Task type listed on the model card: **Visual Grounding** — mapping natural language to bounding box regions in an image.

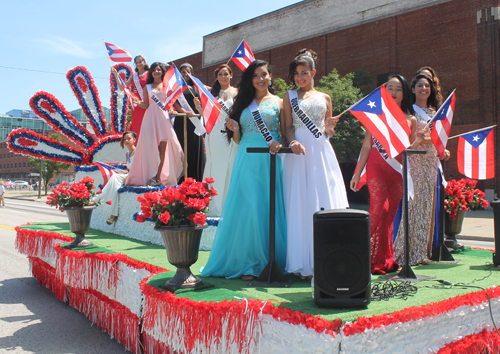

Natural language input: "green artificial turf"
[22,222,500,323]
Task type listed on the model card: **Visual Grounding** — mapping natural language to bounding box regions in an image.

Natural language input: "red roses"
[136,177,217,227]
[47,177,99,209]
[444,178,489,220]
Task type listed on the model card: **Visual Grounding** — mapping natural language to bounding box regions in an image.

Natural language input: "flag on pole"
[457,126,495,180]
[430,91,455,159]
[231,40,256,71]
[118,75,140,102]
[350,86,411,159]
[96,162,125,188]
[161,64,188,111]
[188,74,221,134]
[104,42,132,62]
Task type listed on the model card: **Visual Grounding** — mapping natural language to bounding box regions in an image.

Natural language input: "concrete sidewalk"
[4,191,495,241]
[4,190,49,203]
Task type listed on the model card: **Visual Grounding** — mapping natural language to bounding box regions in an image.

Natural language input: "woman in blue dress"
[201,60,287,281]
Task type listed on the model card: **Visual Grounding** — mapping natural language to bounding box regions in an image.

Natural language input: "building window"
[23,162,26,167]
[15,163,17,168]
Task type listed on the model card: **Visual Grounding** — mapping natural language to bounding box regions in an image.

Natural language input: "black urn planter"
[155,224,206,292]
[62,205,96,248]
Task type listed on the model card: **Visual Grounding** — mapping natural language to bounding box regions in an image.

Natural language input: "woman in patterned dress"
[201,60,287,280]
[393,73,442,266]
[351,75,417,274]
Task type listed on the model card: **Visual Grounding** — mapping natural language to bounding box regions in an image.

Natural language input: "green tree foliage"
[273,78,294,99]
[316,69,365,163]
[27,134,73,195]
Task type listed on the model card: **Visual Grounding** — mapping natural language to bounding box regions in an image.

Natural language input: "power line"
[0,65,108,80]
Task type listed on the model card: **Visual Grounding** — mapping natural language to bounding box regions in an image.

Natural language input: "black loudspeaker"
[313,209,371,308]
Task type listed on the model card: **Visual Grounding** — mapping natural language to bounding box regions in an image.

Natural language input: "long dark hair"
[411,74,440,110]
[146,62,168,84]
[414,66,443,105]
[210,64,233,97]
[387,74,414,116]
[224,60,274,143]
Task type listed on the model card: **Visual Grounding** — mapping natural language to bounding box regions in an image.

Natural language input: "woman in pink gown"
[113,54,149,140]
[125,62,184,186]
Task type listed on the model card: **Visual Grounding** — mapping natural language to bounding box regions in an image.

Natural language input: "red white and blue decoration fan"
[8,65,133,165]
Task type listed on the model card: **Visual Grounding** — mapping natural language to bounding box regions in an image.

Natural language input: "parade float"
[8,66,500,354]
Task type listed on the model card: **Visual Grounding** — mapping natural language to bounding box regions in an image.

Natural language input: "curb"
[457,235,495,242]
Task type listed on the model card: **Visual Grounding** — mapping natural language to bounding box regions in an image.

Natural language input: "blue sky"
[1,0,301,114]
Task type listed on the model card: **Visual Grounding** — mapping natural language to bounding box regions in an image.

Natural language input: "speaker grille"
[318,249,363,294]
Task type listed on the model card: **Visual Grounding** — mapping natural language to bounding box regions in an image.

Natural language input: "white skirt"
[283,127,348,276]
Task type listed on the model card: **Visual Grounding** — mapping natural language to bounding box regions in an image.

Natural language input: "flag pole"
[447,125,497,140]
[226,39,244,65]
[423,89,456,131]
[336,90,373,117]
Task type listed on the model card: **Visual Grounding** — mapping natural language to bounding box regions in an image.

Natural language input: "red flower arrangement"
[46,176,99,210]
[136,177,217,227]
[444,178,489,220]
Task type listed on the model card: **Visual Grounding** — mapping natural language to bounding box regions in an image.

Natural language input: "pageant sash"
[288,90,324,139]
[148,85,166,111]
[176,91,205,136]
[373,136,414,198]
[217,98,231,118]
[249,100,275,146]
[133,72,144,100]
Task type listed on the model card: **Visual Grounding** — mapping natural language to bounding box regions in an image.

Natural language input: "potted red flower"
[47,176,99,248]
[136,177,217,291]
[444,178,489,248]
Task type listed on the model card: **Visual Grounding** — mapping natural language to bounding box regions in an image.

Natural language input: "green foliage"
[316,69,365,163]
[351,70,373,95]
[27,133,73,195]
[273,78,294,99]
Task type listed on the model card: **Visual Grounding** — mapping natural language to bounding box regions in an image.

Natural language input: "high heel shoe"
[149,176,161,186]
[106,215,118,226]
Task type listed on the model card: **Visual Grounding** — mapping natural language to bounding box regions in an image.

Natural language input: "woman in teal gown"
[201,60,287,280]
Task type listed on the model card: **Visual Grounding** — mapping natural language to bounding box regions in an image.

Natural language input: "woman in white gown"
[95,131,136,225]
[200,64,238,216]
[282,54,349,277]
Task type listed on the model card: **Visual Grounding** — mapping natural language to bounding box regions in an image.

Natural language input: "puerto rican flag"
[231,40,256,71]
[188,74,221,134]
[430,91,455,159]
[96,162,125,188]
[161,64,188,111]
[104,42,132,62]
[457,126,495,180]
[350,86,411,159]
[118,75,140,103]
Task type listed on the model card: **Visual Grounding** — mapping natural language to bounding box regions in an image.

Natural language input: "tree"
[316,69,365,163]
[27,134,73,195]
[273,78,294,99]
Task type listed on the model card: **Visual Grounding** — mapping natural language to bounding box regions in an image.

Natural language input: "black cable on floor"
[371,280,418,301]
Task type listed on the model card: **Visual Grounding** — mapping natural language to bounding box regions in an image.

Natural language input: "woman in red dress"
[113,54,149,140]
[350,75,417,275]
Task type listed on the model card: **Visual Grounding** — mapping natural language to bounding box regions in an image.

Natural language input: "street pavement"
[0,198,128,354]
[0,192,496,353]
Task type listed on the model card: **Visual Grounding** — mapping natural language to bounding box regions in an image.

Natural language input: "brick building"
[171,0,499,194]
